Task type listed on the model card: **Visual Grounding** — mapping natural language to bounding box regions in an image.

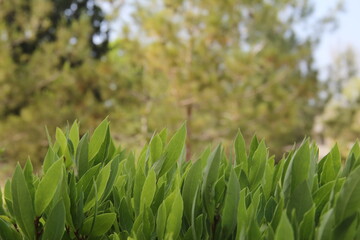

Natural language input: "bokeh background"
[0,0,359,181]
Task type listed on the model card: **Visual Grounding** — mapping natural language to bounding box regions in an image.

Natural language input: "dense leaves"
[1,120,360,239]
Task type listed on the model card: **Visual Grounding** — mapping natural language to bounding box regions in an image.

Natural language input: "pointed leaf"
[35,159,64,216]
[275,211,294,240]
[158,124,186,177]
[42,200,65,240]
[11,164,35,238]
[82,213,116,237]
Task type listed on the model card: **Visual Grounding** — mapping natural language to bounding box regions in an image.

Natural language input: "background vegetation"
[2,120,360,240]
[0,0,358,170]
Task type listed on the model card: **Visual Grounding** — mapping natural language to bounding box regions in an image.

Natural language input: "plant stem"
[34,216,43,240]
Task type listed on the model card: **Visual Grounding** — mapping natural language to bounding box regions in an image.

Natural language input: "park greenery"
[1,1,360,239]
[2,120,360,239]
[1,0,358,167]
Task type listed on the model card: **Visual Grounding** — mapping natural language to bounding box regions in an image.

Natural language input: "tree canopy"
[0,0,344,165]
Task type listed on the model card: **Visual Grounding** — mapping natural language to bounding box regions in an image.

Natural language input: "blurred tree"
[316,46,360,152]
[327,46,359,96]
[0,0,341,165]
[0,0,120,165]
[0,0,109,117]
[111,0,337,157]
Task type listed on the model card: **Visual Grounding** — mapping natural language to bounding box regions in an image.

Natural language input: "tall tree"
[316,46,360,152]
[0,0,341,165]
[113,0,335,156]
[0,0,117,164]
[0,0,109,117]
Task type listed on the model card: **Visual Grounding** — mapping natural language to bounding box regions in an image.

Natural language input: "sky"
[314,0,360,79]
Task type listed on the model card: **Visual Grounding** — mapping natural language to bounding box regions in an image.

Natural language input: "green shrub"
[1,119,360,240]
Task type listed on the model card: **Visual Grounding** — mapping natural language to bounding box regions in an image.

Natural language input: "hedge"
[1,119,360,240]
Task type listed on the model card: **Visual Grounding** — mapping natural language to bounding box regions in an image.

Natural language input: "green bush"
[1,119,360,240]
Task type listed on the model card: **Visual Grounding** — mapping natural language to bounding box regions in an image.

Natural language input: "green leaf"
[158,128,168,146]
[190,186,201,239]
[271,197,284,231]
[249,140,267,190]
[235,130,247,168]
[182,159,202,223]
[165,190,183,239]
[56,128,72,166]
[126,150,136,169]
[89,118,109,160]
[44,125,53,146]
[193,214,204,240]
[249,135,259,159]
[140,168,157,211]
[275,211,294,240]
[349,141,360,160]
[72,191,85,230]
[248,218,261,239]
[150,134,163,164]
[215,174,226,207]
[76,133,89,178]
[157,123,186,177]
[262,157,275,200]
[109,233,121,240]
[84,160,112,212]
[287,180,313,222]
[91,125,111,165]
[69,120,80,151]
[333,214,358,240]
[156,202,167,240]
[0,187,4,215]
[335,166,360,222]
[299,205,315,240]
[60,168,74,229]
[143,207,155,238]
[236,189,248,239]
[342,153,356,177]
[102,155,121,201]
[118,197,133,232]
[23,159,35,201]
[11,164,35,239]
[0,218,21,240]
[76,164,101,194]
[284,140,311,196]
[201,145,221,222]
[342,142,360,177]
[43,147,58,174]
[4,180,14,217]
[221,168,240,238]
[264,197,277,222]
[320,144,341,184]
[316,209,334,240]
[247,188,261,219]
[42,200,65,240]
[82,213,116,237]
[35,159,63,216]
[313,179,344,221]
[133,168,146,215]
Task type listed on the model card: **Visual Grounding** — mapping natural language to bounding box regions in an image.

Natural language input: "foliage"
[1,119,360,239]
[115,0,333,156]
[0,0,128,166]
[0,0,112,162]
[315,46,360,153]
[0,0,340,166]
